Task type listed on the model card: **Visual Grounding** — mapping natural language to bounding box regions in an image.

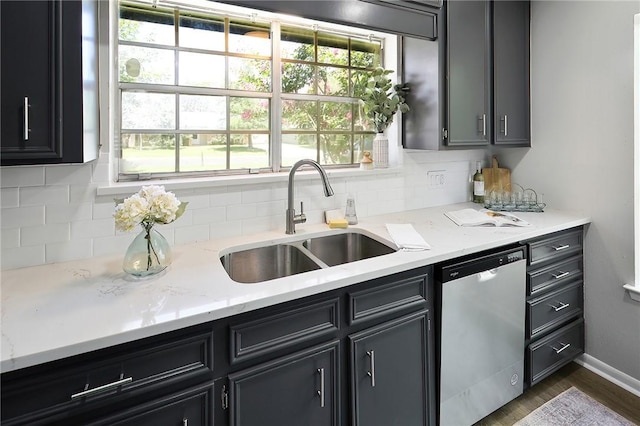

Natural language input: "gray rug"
[515,387,637,426]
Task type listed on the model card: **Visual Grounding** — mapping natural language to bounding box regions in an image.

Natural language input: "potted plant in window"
[359,67,410,168]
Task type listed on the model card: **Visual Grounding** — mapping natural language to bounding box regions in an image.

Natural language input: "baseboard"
[575,354,640,398]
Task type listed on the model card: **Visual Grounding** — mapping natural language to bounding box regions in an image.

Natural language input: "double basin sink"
[219,229,397,283]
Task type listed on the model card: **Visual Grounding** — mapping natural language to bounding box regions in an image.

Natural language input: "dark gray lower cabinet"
[228,341,340,426]
[350,311,433,426]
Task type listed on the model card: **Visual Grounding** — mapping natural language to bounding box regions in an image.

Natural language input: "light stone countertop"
[1,202,590,373]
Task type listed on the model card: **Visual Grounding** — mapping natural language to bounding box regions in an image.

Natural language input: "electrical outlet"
[427,170,446,188]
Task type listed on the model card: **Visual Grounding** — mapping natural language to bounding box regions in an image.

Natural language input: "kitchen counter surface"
[1,202,590,373]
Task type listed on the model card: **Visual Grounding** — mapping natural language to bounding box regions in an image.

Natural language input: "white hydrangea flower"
[114,194,149,232]
[149,191,180,224]
[114,185,187,232]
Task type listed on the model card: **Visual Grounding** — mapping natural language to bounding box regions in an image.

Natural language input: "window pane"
[354,103,372,131]
[229,21,271,55]
[179,52,225,88]
[281,134,317,167]
[229,58,271,92]
[282,100,316,130]
[229,134,270,169]
[180,95,226,130]
[320,102,351,130]
[281,27,314,61]
[318,33,348,66]
[179,13,224,51]
[121,92,175,129]
[230,98,269,130]
[320,134,352,165]
[119,46,174,84]
[179,134,227,171]
[351,69,373,98]
[119,6,175,46]
[351,39,382,68]
[318,66,348,96]
[354,134,374,160]
[282,63,315,94]
[121,134,176,173]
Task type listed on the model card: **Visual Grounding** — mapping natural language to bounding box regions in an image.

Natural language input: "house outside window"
[116,1,387,181]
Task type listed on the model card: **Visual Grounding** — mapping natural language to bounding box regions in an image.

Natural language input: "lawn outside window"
[116,0,387,182]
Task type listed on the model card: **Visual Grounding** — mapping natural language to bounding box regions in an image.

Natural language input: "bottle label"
[474,181,485,196]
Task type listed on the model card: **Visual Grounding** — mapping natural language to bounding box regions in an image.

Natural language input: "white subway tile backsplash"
[20,185,69,206]
[1,228,20,249]
[227,203,257,221]
[210,190,242,207]
[210,220,242,240]
[45,164,93,185]
[0,166,45,188]
[93,234,134,257]
[46,203,93,224]
[1,188,19,207]
[70,218,114,239]
[1,206,45,229]
[46,239,93,263]
[192,206,226,225]
[256,200,285,218]
[21,223,70,246]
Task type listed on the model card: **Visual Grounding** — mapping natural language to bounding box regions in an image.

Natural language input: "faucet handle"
[299,201,304,215]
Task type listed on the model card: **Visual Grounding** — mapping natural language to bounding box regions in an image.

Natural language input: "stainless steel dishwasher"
[436,245,527,426]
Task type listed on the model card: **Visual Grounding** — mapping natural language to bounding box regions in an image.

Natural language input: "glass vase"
[123,223,172,277]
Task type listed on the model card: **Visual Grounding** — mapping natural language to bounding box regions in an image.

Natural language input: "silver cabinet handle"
[551,342,571,354]
[366,350,376,387]
[478,114,487,136]
[317,368,325,408]
[551,271,570,279]
[503,115,508,136]
[71,376,132,400]
[548,301,570,312]
[23,96,31,141]
[183,420,188,426]
[552,244,570,251]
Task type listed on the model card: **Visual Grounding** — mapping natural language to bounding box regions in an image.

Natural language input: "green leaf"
[174,201,189,220]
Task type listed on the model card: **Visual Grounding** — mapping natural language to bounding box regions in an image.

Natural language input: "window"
[116,1,387,181]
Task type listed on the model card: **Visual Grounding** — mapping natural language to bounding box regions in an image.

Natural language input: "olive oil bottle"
[473,161,485,203]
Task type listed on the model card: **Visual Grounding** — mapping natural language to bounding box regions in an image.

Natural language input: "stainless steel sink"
[302,232,396,267]
[220,244,321,284]
[220,230,397,283]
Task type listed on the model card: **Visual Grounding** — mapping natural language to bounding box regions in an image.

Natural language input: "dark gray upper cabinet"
[493,1,531,146]
[349,310,434,426]
[0,0,98,166]
[225,0,439,40]
[445,0,492,146]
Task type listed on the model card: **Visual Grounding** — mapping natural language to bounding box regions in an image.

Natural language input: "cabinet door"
[228,341,340,426]
[0,0,62,161]
[349,310,434,426]
[445,0,491,146]
[494,0,530,146]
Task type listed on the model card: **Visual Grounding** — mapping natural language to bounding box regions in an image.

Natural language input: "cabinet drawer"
[89,382,214,426]
[528,228,583,267]
[230,298,339,364]
[527,318,584,386]
[1,330,213,424]
[527,254,583,296]
[348,273,428,325]
[527,280,583,338]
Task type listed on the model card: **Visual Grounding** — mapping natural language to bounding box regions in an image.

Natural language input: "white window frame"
[109,0,397,182]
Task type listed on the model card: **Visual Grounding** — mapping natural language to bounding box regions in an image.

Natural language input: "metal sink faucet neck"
[286,159,334,234]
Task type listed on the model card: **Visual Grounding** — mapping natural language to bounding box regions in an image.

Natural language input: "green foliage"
[359,67,410,133]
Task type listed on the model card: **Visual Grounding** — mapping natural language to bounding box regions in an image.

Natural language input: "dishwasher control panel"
[439,246,526,283]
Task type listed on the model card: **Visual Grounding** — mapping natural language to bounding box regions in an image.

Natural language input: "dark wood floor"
[474,362,640,425]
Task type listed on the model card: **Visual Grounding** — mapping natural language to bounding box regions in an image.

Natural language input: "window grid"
[117,1,382,181]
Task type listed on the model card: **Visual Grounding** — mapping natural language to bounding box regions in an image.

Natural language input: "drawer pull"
[551,342,571,354]
[183,420,188,426]
[548,301,570,312]
[552,244,570,251]
[317,368,325,408]
[367,350,376,388]
[71,376,132,400]
[551,271,570,279]
[23,96,31,141]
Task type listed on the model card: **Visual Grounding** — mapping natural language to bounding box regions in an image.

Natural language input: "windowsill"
[95,166,403,196]
[623,283,640,302]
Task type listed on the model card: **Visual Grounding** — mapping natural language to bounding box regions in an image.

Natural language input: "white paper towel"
[385,224,431,251]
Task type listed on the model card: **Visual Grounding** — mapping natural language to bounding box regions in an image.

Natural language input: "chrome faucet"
[286,159,334,234]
